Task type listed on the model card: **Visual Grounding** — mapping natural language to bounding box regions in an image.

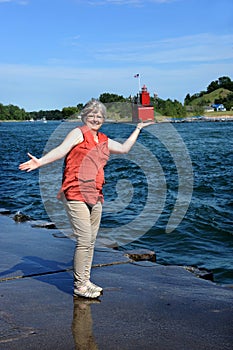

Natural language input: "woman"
[19,99,153,298]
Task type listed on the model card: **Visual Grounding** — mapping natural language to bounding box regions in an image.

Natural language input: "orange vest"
[59,125,109,205]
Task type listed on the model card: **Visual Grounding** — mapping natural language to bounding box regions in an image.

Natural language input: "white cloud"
[0,33,232,110]
[0,59,232,110]
[91,33,233,65]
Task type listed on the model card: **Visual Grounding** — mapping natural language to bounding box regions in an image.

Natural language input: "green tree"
[207,76,233,93]
[99,93,126,103]
[155,98,186,117]
[0,104,27,120]
[218,76,233,90]
[215,92,233,110]
[0,103,4,119]
[77,103,84,111]
[184,93,191,105]
[207,80,219,93]
[62,106,80,118]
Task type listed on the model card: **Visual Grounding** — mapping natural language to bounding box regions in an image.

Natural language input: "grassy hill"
[189,88,232,106]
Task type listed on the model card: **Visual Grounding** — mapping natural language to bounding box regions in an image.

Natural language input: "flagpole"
[138,74,141,93]
[134,74,141,103]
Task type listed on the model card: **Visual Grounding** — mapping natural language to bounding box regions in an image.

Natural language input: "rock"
[0,208,11,215]
[13,211,31,222]
[184,266,214,282]
[52,232,69,238]
[31,221,57,229]
[124,249,156,262]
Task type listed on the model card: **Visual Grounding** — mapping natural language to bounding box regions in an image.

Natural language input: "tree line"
[184,76,233,111]
[1,76,232,121]
[0,94,186,120]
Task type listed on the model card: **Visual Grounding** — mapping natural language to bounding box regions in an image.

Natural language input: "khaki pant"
[65,200,102,287]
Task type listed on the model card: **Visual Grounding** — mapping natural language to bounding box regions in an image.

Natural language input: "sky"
[0,0,232,111]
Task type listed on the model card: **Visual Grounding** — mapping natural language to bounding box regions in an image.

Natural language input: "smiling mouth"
[90,120,101,125]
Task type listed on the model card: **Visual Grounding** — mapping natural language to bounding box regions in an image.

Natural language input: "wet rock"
[13,211,31,223]
[52,232,69,238]
[0,208,11,215]
[185,266,214,282]
[124,249,156,263]
[31,221,57,229]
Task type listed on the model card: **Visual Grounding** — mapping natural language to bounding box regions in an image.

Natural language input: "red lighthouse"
[132,84,155,122]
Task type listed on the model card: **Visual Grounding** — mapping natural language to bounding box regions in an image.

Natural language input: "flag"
[134,73,139,78]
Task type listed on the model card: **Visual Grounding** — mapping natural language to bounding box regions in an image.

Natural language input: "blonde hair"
[80,98,107,122]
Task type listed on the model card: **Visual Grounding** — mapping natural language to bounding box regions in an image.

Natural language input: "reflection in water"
[72,297,100,350]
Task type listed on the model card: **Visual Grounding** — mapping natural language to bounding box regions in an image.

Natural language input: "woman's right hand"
[19,153,41,172]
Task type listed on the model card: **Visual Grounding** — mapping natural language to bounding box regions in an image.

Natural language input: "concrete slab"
[0,215,233,349]
[91,263,233,350]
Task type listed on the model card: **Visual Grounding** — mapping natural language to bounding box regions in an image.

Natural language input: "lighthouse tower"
[132,84,155,122]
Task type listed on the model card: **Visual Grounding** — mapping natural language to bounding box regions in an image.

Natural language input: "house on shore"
[204,106,215,113]
[211,103,226,112]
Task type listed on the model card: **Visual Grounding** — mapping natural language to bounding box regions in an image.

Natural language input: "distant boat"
[42,117,47,123]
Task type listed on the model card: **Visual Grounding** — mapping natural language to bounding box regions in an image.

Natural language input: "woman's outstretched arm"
[108,121,154,154]
[19,127,83,172]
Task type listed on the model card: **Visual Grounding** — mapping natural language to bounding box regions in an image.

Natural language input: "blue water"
[0,120,232,284]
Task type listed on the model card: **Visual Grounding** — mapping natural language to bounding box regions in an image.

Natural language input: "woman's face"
[84,111,104,131]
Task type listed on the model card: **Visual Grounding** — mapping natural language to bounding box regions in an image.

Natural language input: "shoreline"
[0,213,233,349]
[1,113,233,124]
[1,210,231,287]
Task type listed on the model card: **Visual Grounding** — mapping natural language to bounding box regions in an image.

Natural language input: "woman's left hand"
[137,120,155,130]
